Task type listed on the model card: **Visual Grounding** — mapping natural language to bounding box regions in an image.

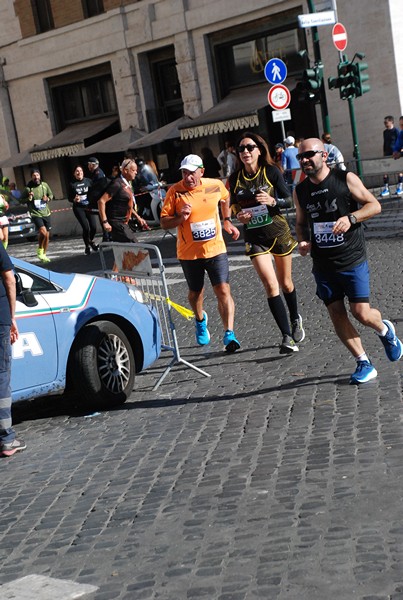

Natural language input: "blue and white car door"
[12,292,58,394]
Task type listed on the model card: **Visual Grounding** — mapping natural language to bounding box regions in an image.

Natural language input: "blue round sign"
[264,58,287,85]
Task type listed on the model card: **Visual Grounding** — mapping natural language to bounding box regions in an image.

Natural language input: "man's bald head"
[298,138,325,153]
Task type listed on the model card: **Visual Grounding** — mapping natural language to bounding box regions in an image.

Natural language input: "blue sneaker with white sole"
[350,360,377,384]
[195,311,210,346]
[223,330,240,353]
[379,319,403,362]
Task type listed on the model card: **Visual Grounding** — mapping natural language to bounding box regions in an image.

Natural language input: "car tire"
[73,320,135,407]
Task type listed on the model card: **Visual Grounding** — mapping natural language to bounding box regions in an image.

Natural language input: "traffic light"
[303,62,323,94]
[351,61,370,96]
[328,55,370,100]
[339,61,356,100]
[328,61,356,100]
[297,62,323,102]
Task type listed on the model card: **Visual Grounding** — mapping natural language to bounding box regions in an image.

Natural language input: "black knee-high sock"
[268,295,291,335]
[283,288,299,323]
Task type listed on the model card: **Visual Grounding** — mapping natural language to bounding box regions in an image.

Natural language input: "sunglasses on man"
[296,150,324,161]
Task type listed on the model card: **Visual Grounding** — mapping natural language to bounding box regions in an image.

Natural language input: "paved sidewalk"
[1,198,403,600]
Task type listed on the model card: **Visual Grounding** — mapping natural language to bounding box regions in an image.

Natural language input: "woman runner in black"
[69,165,98,255]
[228,131,304,353]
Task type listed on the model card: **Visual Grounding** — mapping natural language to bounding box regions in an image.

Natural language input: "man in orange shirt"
[161,154,241,352]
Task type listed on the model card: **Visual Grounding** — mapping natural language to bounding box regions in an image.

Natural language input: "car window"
[15,267,59,293]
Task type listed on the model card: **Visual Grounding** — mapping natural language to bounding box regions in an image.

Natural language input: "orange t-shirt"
[161,178,229,260]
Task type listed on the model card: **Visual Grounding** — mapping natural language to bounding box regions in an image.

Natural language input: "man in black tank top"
[294,137,403,385]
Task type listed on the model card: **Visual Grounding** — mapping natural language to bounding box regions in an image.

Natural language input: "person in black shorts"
[228,131,304,354]
[294,137,403,384]
[21,168,53,263]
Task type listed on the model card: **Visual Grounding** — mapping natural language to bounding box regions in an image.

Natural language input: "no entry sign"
[332,22,348,52]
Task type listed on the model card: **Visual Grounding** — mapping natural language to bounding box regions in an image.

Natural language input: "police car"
[12,257,162,407]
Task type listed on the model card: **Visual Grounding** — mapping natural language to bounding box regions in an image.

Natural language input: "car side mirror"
[15,272,38,308]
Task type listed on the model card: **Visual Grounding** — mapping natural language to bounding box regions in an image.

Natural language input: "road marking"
[0,574,98,598]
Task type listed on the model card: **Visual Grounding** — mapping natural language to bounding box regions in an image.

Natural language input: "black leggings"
[73,205,97,246]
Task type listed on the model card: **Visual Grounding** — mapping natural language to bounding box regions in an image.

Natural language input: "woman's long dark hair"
[235,131,276,169]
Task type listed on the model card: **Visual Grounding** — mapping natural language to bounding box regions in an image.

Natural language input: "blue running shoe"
[223,330,240,353]
[350,360,378,384]
[195,311,210,346]
[379,320,403,362]
[380,186,390,198]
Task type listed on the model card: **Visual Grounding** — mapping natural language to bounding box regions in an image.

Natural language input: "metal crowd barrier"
[98,241,211,390]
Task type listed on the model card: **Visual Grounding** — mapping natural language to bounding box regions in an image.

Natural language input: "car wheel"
[73,320,135,407]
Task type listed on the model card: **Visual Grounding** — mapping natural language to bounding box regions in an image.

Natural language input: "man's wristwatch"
[224,217,232,223]
[347,213,357,225]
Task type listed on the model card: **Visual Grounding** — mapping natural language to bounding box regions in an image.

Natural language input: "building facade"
[0,0,402,196]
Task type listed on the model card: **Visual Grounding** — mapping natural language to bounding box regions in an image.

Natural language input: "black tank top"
[296,169,366,271]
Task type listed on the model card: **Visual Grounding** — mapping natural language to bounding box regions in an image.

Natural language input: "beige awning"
[30,117,119,162]
[73,126,147,156]
[128,116,191,150]
[179,84,270,140]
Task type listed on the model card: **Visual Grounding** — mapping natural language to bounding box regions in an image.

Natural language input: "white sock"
[356,352,369,363]
[378,325,388,337]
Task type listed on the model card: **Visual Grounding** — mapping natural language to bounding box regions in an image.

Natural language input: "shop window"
[31,0,54,33]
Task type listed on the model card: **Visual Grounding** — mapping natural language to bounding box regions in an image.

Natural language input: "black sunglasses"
[296,150,324,161]
[237,144,258,153]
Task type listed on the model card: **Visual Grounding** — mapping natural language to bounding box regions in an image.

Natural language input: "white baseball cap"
[284,136,295,145]
[180,154,204,172]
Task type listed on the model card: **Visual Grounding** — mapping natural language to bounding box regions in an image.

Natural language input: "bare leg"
[188,289,205,321]
[327,299,366,358]
[251,253,280,297]
[349,301,384,334]
[37,226,49,252]
[273,254,294,293]
[212,282,235,331]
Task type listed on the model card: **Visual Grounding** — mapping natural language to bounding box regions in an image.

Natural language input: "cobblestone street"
[1,198,403,600]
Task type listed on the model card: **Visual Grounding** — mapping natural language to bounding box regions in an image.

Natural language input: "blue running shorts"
[314,260,370,306]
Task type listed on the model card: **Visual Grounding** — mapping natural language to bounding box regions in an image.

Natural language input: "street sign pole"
[306,0,331,134]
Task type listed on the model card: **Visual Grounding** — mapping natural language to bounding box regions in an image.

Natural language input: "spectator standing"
[160,154,241,352]
[321,133,346,170]
[218,141,239,178]
[0,193,9,249]
[273,143,284,171]
[294,137,403,384]
[21,168,53,263]
[282,136,300,188]
[134,158,166,222]
[383,116,399,157]
[393,116,403,160]
[68,165,99,255]
[0,244,26,457]
[200,147,221,178]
